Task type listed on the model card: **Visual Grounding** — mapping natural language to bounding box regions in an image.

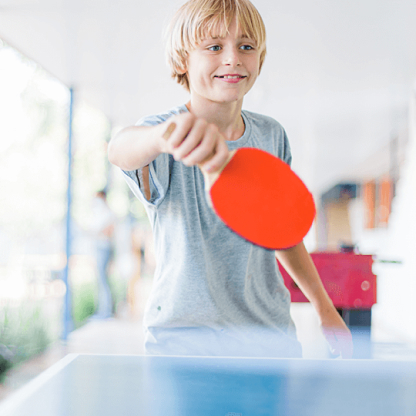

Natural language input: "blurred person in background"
[90,190,116,319]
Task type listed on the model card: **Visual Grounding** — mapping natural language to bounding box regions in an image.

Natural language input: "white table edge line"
[0,353,79,414]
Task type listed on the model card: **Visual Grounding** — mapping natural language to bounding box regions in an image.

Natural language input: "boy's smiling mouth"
[214,74,247,79]
[214,74,247,83]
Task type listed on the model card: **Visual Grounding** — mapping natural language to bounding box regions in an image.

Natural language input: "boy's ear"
[175,56,188,75]
[176,64,187,75]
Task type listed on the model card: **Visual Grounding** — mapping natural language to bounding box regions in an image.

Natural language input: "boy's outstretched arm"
[275,242,354,359]
[108,113,229,174]
[108,123,167,171]
[108,113,228,200]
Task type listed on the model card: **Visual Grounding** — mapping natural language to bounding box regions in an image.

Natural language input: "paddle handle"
[162,121,235,191]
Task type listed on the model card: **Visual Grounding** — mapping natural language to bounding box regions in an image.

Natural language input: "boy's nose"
[222,48,241,66]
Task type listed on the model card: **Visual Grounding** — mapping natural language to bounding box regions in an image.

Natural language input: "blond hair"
[165,0,267,91]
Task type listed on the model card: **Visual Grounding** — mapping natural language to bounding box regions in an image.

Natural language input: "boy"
[108,0,353,358]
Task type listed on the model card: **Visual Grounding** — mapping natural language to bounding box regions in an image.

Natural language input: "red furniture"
[278,252,377,309]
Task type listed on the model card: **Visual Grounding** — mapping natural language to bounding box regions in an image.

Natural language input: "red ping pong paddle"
[163,122,316,249]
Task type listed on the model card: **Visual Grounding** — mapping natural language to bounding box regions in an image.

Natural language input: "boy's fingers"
[322,327,353,359]
[173,118,207,161]
[199,138,229,172]
[163,114,195,151]
[162,117,228,171]
[181,125,218,166]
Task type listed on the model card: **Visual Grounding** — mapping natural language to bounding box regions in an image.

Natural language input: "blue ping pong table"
[0,353,416,416]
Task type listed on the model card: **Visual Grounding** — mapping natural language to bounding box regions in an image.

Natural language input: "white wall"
[349,88,416,344]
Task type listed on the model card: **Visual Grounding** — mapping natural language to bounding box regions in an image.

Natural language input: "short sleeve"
[282,127,292,167]
[121,114,174,208]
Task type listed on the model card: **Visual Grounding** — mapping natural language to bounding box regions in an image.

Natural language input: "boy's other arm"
[275,242,353,359]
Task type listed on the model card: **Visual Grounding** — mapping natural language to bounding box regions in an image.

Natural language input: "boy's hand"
[319,308,353,359]
[161,113,229,173]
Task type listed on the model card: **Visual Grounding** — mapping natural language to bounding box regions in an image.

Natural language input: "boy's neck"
[185,99,245,142]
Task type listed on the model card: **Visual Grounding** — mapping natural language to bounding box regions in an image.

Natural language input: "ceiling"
[1,0,415,193]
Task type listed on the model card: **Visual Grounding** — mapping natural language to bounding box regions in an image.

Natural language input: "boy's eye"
[206,44,255,52]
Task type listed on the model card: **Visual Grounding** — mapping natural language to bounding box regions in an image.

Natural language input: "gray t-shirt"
[122,104,302,358]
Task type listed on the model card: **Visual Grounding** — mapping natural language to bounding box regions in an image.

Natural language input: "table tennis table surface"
[1,353,416,416]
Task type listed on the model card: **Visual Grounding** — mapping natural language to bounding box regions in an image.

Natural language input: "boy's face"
[184,18,260,106]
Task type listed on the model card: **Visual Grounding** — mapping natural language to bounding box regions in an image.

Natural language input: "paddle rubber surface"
[209,147,316,249]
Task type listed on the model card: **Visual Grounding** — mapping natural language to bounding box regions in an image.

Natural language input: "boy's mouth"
[214,75,247,79]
